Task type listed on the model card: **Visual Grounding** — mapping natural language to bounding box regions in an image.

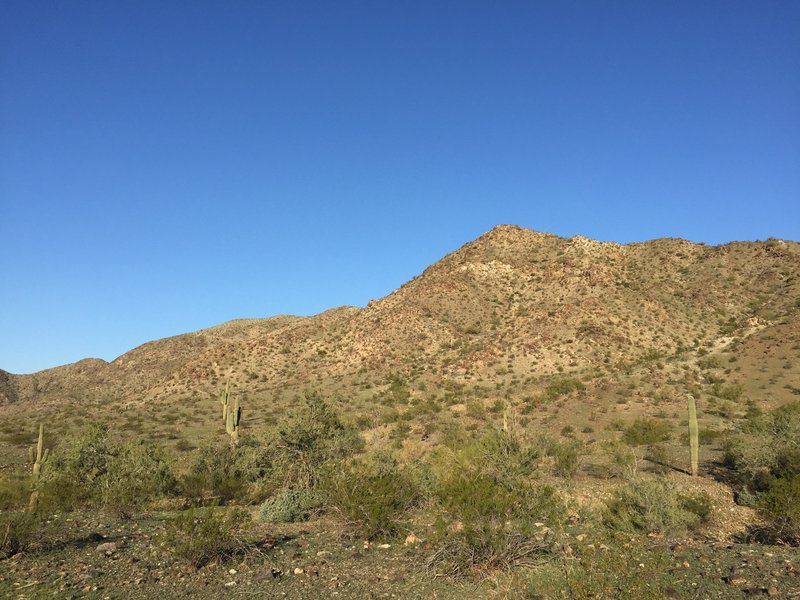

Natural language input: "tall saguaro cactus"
[688,394,699,477]
[220,382,241,446]
[28,423,49,480]
[220,381,231,423]
[226,394,241,446]
[28,423,49,512]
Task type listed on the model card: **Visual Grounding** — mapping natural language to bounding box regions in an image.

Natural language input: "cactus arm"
[220,381,230,422]
[30,423,50,482]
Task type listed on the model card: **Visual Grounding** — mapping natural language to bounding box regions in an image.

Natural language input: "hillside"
[3,225,799,411]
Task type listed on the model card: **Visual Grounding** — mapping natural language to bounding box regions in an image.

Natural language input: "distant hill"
[4,225,799,411]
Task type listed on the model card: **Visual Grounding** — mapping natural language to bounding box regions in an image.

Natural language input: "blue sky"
[1,1,798,374]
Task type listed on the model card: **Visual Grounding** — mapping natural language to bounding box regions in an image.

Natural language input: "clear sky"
[1,1,798,374]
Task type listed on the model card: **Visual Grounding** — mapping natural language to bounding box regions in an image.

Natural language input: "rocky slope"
[4,225,799,408]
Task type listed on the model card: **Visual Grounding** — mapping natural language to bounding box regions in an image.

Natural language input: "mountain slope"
[4,225,799,410]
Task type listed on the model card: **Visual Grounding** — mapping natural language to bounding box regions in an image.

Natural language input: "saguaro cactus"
[688,394,699,477]
[28,423,49,512]
[28,423,49,480]
[226,394,241,446]
[220,381,231,424]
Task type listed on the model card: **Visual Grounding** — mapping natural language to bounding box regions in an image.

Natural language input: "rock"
[96,542,117,555]
[293,567,304,575]
[378,543,391,549]
[228,569,237,575]
[404,534,419,546]
[224,581,236,587]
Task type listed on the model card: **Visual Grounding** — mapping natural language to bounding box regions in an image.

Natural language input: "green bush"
[38,423,112,510]
[161,507,251,567]
[723,400,800,489]
[599,440,638,479]
[526,537,674,600]
[320,462,419,539]
[0,511,37,559]
[604,475,699,535]
[183,438,267,504]
[430,472,564,576]
[679,491,713,523]
[267,390,363,490]
[0,474,30,510]
[451,430,540,488]
[103,440,177,518]
[774,447,800,480]
[259,488,313,524]
[545,438,582,478]
[622,418,672,447]
[757,475,800,544]
[544,379,585,401]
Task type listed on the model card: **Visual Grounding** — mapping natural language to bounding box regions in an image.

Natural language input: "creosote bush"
[757,475,800,545]
[622,417,672,447]
[319,459,419,540]
[182,438,267,505]
[723,400,800,494]
[430,472,563,577]
[0,511,38,560]
[426,430,566,577]
[604,474,705,535]
[0,474,30,510]
[161,506,251,568]
[103,440,177,518]
[267,390,363,490]
[259,488,314,524]
[525,536,674,600]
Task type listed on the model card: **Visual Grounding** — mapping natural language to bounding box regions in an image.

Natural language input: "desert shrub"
[319,461,419,539]
[723,400,800,489]
[774,447,800,480]
[757,475,800,544]
[604,475,699,535]
[103,440,177,518]
[183,438,267,504]
[622,418,672,447]
[430,472,563,576]
[38,423,112,510]
[174,439,194,452]
[0,511,37,559]
[0,474,30,510]
[161,506,251,567]
[711,382,744,402]
[259,488,313,524]
[455,430,541,488]
[599,439,638,479]
[267,390,363,490]
[679,491,713,523]
[526,538,674,600]
[545,438,582,479]
[544,378,585,401]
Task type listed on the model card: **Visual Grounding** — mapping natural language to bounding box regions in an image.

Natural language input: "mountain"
[3,225,799,413]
